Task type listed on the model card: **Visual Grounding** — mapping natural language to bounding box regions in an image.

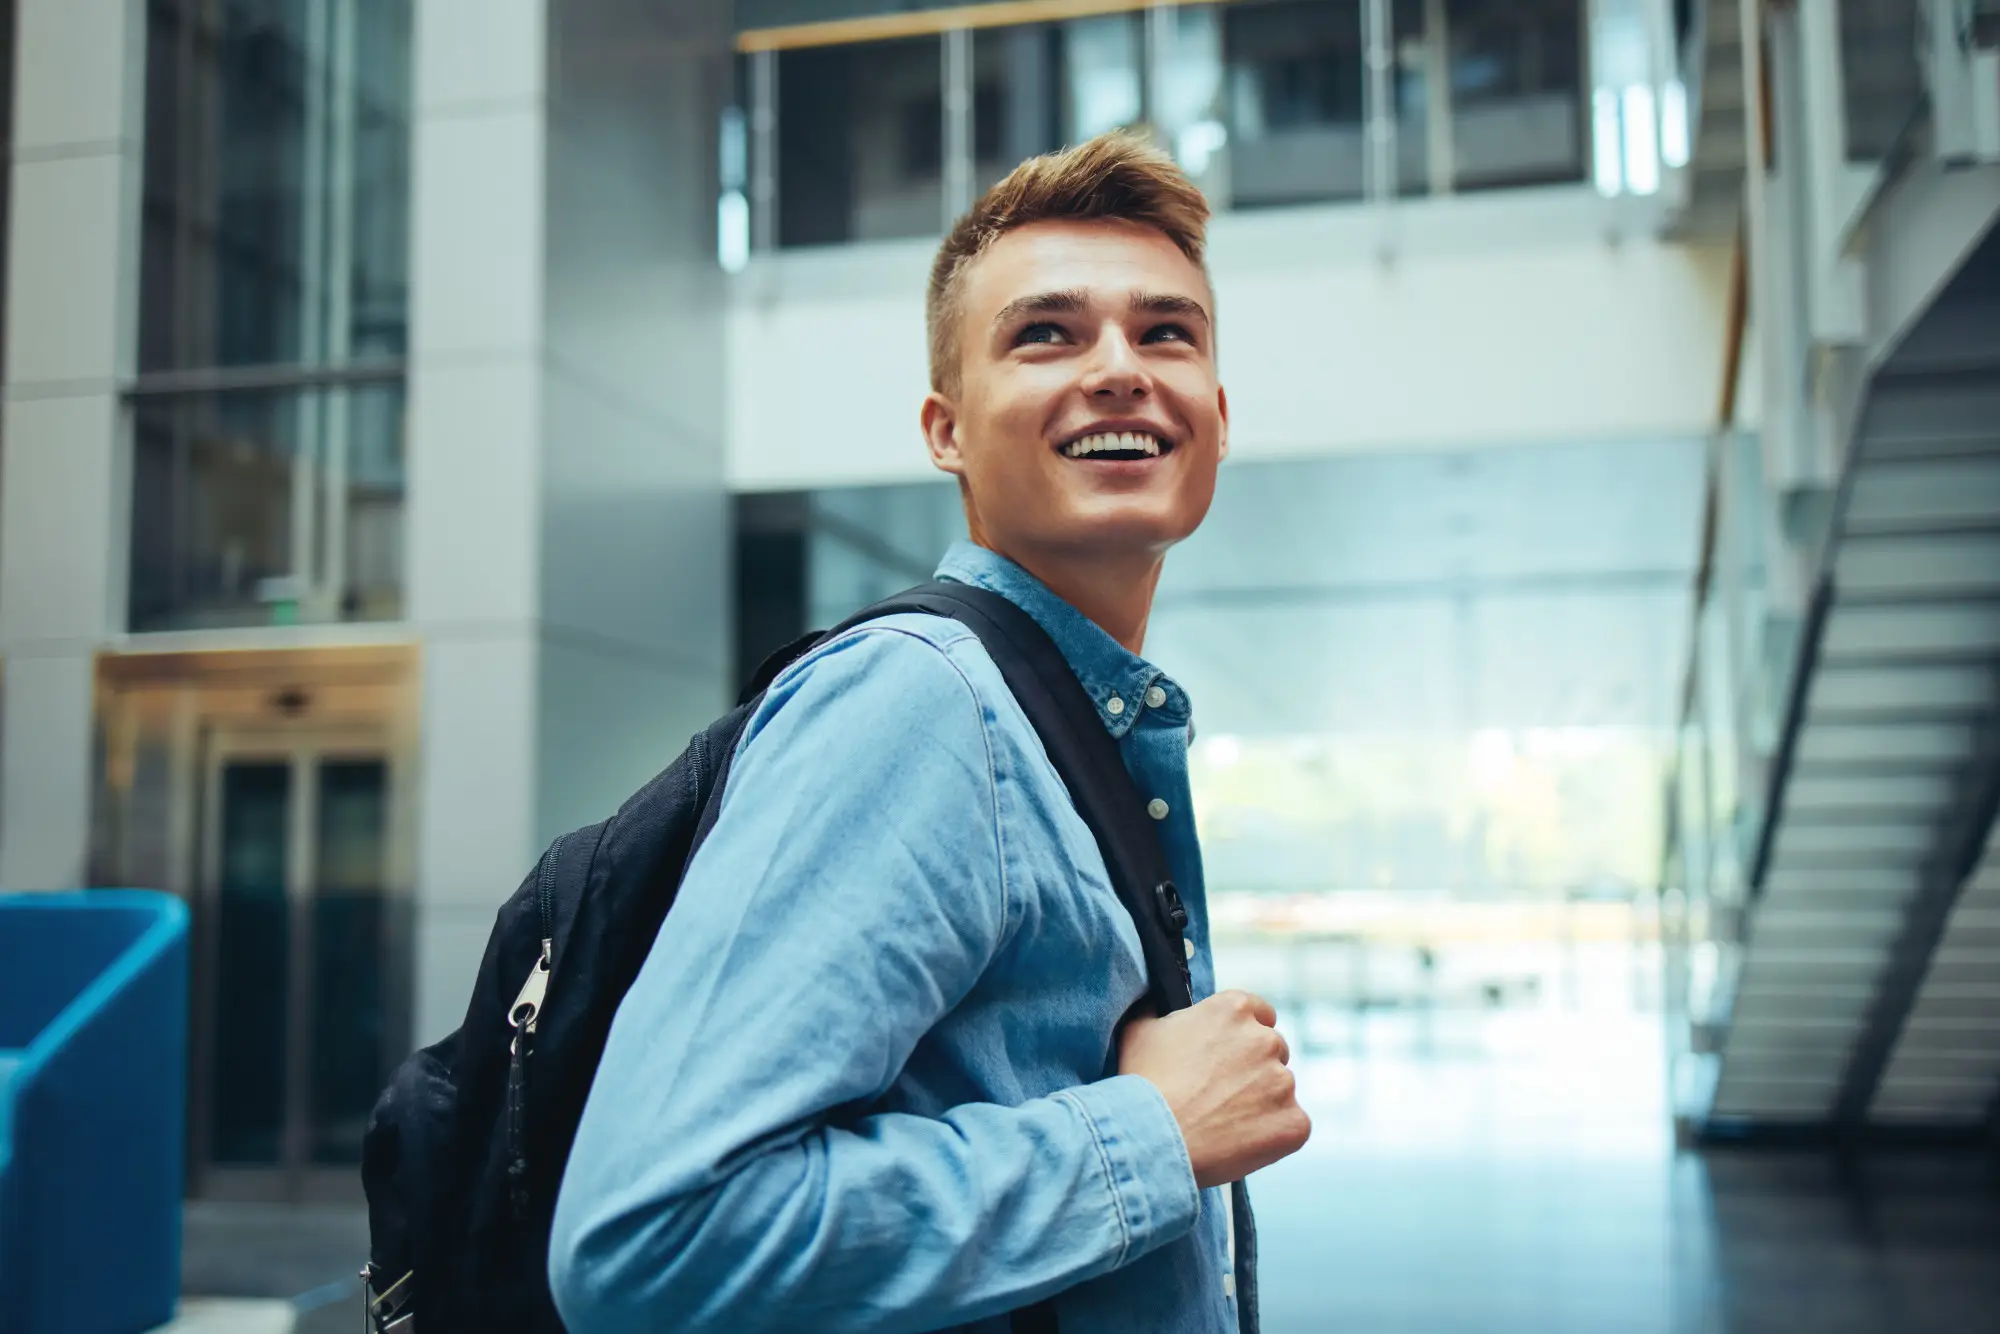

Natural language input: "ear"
[922,391,967,477]
[1216,382,1230,462]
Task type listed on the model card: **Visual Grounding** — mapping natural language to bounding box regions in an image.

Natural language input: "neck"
[975,537,1163,654]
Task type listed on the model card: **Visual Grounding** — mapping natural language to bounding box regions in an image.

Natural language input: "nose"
[1080,326,1151,401]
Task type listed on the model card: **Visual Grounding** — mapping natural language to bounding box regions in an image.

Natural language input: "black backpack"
[360,581,1256,1333]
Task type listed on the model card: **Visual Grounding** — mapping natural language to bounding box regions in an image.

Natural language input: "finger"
[1271,1027,1291,1066]
[1239,991,1279,1028]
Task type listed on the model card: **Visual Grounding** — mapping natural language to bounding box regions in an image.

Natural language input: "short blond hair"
[926,131,1212,394]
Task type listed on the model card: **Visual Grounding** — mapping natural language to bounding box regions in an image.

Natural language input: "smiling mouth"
[1058,430,1174,461]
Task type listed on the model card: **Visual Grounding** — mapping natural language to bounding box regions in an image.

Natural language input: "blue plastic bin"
[0,891,189,1334]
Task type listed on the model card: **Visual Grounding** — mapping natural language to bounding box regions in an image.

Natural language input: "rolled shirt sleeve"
[548,625,1201,1334]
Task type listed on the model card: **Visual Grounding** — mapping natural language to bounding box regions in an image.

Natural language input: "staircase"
[1707,230,2000,1131]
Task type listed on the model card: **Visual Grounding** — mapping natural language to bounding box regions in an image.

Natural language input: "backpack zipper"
[510,833,568,1048]
[536,830,568,946]
[507,834,568,1220]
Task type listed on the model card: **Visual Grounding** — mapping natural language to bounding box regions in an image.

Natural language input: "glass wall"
[132,0,412,631]
[735,440,1705,1024]
[1659,430,1775,1122]
[742,0,1597,251]
[1222,0,1367,205]
[777,35,946,246]
[128,381,406,632]
[1447,0,1587,189]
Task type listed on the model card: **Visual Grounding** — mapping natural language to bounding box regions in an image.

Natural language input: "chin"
[1047,496,1205,555]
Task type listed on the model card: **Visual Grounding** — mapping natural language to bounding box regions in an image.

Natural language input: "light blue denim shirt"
[549,541,1235,1334]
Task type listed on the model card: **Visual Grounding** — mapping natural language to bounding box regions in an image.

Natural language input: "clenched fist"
[1118,990,1311,1189]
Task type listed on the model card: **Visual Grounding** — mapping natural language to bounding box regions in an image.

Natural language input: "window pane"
[139,0,413,371]
[129,380,407,632]
[1063,13,1144,141]
[210,760,291,1165]
[1394,0,1433,196]
[1222,0,1366,207]
[311,758,390,1166]
[1447,0,1586,191]
[972,25,1064,193]
[778,36,945,247]
[968,16,1144,195]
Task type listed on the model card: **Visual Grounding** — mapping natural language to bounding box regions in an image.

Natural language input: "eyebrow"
[1129,291,1211,327]
[990,288,1213,332]
[990,288,1089,331]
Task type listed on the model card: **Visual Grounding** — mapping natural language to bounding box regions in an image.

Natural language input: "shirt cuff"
[1055,1074,1202,1267]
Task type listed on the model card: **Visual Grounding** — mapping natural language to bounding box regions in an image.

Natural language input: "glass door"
[193,731,401,1201]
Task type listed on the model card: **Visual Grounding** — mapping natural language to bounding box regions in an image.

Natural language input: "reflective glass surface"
[310,758,389,1165]
[1221,0,1366,206]
[968,15,1147,196]
[778,35,945,246]
[1393,0,1434,195]
[210,761,292,1165]
[1447,0,1587,190]
[138,0,412,371]
[971,25,1063,195]
[129,381,406,631]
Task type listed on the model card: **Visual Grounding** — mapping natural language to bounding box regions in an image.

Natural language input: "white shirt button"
[1184,936,1196,960]
[1106,695,1125,716]
[1147,798,1170,820]
[1144,685,1167,709]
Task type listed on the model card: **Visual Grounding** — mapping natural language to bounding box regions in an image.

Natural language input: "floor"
[168,950,2000,1334]
[1244,997,2000,1334]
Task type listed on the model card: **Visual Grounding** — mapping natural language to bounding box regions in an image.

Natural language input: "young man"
[549,132,1310,1334]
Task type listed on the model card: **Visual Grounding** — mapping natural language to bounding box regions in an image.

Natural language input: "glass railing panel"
[1217,0,1366,206]
[1447,0,1589,190]
[968,13,1148,198]
[1393,0,1435,195]
[1838,0,1922,162]
[128,380,406,632]
[971,23,1063,197]
[777,34,946,247]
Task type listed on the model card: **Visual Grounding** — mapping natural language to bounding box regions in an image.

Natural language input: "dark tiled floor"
[180,991,2000,1333]
[1250,1004,2000,1334]
[182,1200,366,1304]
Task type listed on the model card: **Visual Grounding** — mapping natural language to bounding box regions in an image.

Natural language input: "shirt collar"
[934,540,1190,739]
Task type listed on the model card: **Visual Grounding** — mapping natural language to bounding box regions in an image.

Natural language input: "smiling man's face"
[924,217,1228,566]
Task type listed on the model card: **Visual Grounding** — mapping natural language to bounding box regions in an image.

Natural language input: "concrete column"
[406,0,731,1042]
[406,0,550,1039]
[0,0,146,889]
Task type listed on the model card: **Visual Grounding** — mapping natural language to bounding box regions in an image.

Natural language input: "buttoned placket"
[1131,675,1232,1304]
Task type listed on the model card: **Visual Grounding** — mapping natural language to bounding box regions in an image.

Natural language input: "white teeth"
[1062,431,1164,459]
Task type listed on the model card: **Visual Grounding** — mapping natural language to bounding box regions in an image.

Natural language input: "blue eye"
[1017,322,1066,345]
[1142,323,1194,344]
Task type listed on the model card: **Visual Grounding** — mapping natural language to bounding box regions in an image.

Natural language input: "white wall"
[727,188,1733,491]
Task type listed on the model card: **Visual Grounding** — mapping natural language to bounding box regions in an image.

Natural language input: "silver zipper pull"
[510,938,553,1036]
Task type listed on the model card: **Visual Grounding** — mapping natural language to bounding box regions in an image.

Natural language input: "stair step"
[1808,664,1997,716]
[1820,602,2000,660]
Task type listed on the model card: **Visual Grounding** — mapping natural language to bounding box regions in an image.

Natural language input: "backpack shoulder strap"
[850,581,1196,1017]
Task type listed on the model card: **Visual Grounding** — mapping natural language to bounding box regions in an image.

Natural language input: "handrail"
[1744,573,1835,897]
[737,0,1237,53]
